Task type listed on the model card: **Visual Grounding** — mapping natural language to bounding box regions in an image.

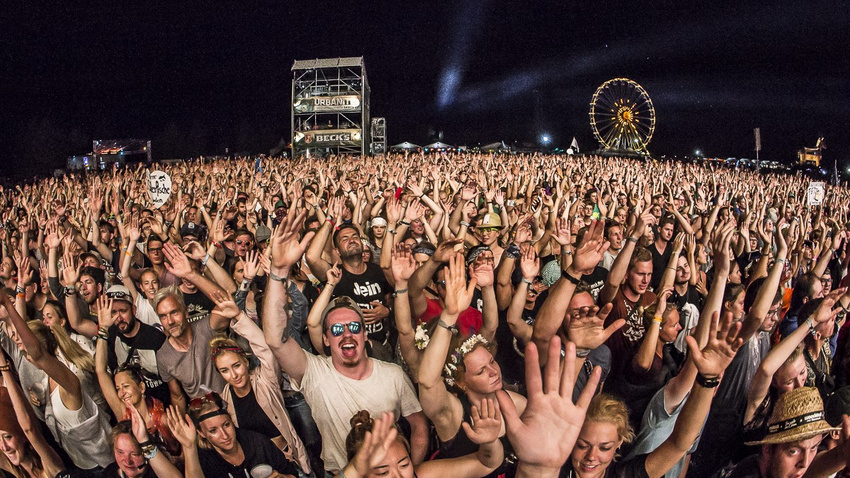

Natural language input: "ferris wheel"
[589,78,655,155]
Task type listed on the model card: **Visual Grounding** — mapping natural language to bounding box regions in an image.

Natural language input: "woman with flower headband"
[94,296,182,460]
[418,252,526,477]
[208,294,312,475]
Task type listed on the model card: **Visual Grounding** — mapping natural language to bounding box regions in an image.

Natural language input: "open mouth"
[340,342,357,358]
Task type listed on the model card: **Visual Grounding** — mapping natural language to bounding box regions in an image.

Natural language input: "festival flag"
[254,156,263,174]
[570,137,580,153]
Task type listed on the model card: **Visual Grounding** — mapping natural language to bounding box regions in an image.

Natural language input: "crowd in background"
[0,153,849,478]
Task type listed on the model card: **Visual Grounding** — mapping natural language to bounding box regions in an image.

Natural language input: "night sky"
[3,1,849,179]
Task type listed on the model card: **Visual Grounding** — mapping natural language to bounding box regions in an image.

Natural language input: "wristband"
[561,269,582,285]
[201,253,211,268]
[437,319,458,334]
[507,200,515,207]
[626,236,639,244]
[125,250,133,257]
[575,348,592,358]
[64,286,76,297]
[392,288,408,297]
[400,219,411,226]
[15,286,25,295]
[521,278,533,285]
[269,271,288,282]
[388,228,397,235]
[504,243,521,260]
[563,249,573,255]
[213,241,223,249]
[695,373,721,388]
[460,220,471,227]
[653,316,663,324]
[164,221,173,230]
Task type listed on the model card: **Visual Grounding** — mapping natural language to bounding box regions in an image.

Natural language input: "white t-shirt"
[292,354,422,473]
[135,294,162,330]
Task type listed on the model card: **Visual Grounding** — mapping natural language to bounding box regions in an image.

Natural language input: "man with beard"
[264,209,427,475]
[97,285,170,405]
[306,204,393,361]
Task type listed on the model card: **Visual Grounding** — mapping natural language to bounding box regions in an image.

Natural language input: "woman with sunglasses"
[188,392,301,478]
[209,294,312,475]
[418,253,525,477]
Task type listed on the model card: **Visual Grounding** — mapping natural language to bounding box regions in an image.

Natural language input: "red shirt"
[418,298,483,337]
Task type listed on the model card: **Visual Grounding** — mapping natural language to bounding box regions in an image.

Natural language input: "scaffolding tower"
[291,57,370,158]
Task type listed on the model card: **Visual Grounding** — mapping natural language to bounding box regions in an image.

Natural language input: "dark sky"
[3,1,849,179]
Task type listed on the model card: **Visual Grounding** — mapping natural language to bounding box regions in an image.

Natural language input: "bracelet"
[0,365,10,372]
[400,219,411,226]
[575,348,592,358]
[392,288,408,297]
[164,221,173,230]
[507,200,515,207]
[653,316,663,324]
[563,249,573,255]
[521,278,533,285]
[213,241,223,249]
[388,228,397,235]
[15,286,25,295]
[269,271,288,282]
[561,269,582,285]
[137,440,152,449]
[460,220,471,227]
[240,278,252,291]
[626,236,639,243]
[437,319,458,334]
[142,443,158,460]
[64,286,76,297]
[125,250,133,257]
[504,243,521,260]
[201,253,211,268]
[695,373,721,388]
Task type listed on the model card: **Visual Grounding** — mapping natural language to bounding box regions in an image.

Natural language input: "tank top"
[436,394,516,478]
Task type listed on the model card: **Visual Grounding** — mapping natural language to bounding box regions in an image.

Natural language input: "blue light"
[541,135,551,145]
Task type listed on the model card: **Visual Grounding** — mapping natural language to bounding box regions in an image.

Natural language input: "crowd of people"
[0,152,849,478]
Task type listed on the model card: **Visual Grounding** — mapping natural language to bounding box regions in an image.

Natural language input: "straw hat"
[746,387,839,445]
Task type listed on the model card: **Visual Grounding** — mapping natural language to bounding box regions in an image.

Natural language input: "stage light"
[695,149,701,156]
[541,135,551,144]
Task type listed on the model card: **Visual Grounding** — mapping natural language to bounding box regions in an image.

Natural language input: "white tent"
[389,142,421,151]
[423,142,455,150]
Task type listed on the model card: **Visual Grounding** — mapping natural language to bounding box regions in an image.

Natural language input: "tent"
[389,142,421,151]
[423,142,455,150]
[481,141,511,153]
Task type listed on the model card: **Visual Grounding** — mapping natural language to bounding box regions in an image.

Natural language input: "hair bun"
[349,410,373,430]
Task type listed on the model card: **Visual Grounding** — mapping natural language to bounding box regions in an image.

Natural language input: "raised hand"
[60,251,81,287]
[432,238,463,263]
[568,220,609,276]
[404,200,426,223]
[96,295,116,329]
[552,217,571,246]
[348,411,398,477]
[242,250,259,282]
[326,262,342,286]
[125,399,150,444]
[210,289,241,320]
[162,242,195,279]
[270,207,311,273]
[567,303,624,352]
[470,261,495,288]
[390,244,416,283]
[497,337,601,471]
[444,252,477,316]
[672,232,686,255]
[462,398,502,445]
[519,246,540,280]
[685,311,744,379]
[165,405,198,449]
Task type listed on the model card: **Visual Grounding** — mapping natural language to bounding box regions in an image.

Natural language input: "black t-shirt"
[100,462,158,478]
[231,388,281,439]
[582,265,609,302]
[183,289,216,323]
[198,428,299,477]
[648,242,671,291]
[107,321,170,405]
[333,262,392,342]
[496,289,548,388]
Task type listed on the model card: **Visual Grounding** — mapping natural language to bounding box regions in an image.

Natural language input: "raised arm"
[644,311,743,477]
[389,245,423,379]
[263,207,311,383]
[739,223,790,341]
[160,242,229,331]
[598,210,655,306]
[305,196,343,282]
[1,292,83,411]
[506,247,539,346]
[307,264,341,355]
[0,352,66,477]
[93,296,128,419]
[417,252,473,440]
[632,291,670,373]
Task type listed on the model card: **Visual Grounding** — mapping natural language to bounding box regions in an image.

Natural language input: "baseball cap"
[105,285,133,305]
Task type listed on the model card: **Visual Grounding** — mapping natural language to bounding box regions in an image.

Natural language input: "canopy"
[423,142,454,150]
[390,142,421,151]
[481,141,510,152]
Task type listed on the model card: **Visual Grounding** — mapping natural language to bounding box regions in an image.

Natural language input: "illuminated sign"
[294,129,362,146]
[294,95,361,113]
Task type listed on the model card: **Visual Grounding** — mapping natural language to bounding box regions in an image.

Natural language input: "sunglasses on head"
[328,321,363,337]
[106,291,131,301]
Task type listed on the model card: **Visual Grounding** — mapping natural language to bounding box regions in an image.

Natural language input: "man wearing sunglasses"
[264,212,428,476]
